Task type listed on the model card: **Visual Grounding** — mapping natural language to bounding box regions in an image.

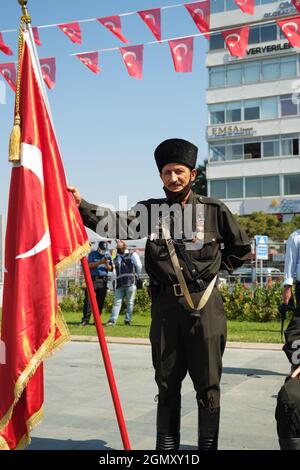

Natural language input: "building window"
[244,141,261,159]
[211,180,226,198]
[261,24,277,42]
[227,142,243,161]
[210,67,225,87]
[245,176,280,197]
[226,101,242,122]
[227,65,242,86]
[244,62,260,84]
[211,178,243,199]
[281,57,297,78]
[210,103,225,124]
[227,178,243,198]
[261,97,278,120]
[262,176,280,196]
[210,33,224,50]
[280,95,298,116]
[284,174,300,195]
[281,135,299,156]
[211,145,226,162]
[249,27,260,45]
[210,0,225,13]
[263,138,280,158]
[262,60,280,81]
[244,99,260,120]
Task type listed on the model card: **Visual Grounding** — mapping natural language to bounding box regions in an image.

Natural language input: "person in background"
[81,241,113,326]
[106,240,142,326]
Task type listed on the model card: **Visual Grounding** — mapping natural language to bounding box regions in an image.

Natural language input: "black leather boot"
[198,405,220,450]
[156,405,181,450]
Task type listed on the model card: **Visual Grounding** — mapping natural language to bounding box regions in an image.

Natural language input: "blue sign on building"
[255,235,269,261]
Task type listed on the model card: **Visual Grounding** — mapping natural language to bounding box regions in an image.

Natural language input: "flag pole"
[81,258,131,450]
[16,0,131,452]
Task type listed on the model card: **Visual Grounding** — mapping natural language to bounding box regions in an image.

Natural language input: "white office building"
[206,0,300,219]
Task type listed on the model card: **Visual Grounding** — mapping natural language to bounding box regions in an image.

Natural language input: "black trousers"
[82,282,107,322]
[149,287,227,409]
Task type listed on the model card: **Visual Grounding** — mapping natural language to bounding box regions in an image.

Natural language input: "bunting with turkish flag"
[138,8,162,42]
[234,0,254,15]
[98,16,128,43]
[58,22,82,44]
[0,32,13,56]
[120,45,143,79]
[185,1,210,39]
[0,29,89,450]
[292,0,300,14]
[169,37,194,72]
[76,52,100,74]
[40,57,56,89]
[0,62,16,92]
[222,26,250,57]
[277,17,300,48]
[32,27,41,46]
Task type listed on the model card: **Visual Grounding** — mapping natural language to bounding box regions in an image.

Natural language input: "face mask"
[163,177,192,204]
[98,249,105,255]
[117,248,125,254]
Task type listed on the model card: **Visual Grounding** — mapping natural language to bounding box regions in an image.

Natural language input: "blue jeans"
[109,285,137,324]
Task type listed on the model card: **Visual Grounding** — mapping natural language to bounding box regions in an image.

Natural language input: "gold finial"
[18,0,31,23]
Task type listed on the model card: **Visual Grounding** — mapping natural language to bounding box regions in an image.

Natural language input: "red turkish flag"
[234,0,254,15]
[277,17,300,48]
[138,8,161,42]
[120,45,143,79]
[292,0,300,13]
[76,52,100,74]
[185,2,210,39]
[0,30,89,450]
[39,57,56,89]
[32,27,41,46]
[58,22,82,44]
[0,32,13,56]
[222,26,250,57]
[0,62,16,92]
[97,16,128,43]
[169,37,194,73]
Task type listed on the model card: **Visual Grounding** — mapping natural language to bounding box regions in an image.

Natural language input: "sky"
[0,0,208,221]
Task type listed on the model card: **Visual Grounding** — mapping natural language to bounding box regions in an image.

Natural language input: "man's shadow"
[27,437,113,451]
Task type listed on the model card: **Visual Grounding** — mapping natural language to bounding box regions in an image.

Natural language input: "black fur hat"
[154,138,198,173]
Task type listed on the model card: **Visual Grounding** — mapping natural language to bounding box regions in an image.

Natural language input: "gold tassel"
[9,115,21,163]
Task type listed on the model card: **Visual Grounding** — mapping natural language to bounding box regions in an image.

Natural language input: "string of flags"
[0,0,300,88]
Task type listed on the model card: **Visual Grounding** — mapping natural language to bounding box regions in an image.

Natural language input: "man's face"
[117,241,126,253]
[160,163,197,192]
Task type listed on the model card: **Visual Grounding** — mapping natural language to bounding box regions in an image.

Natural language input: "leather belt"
[158,281,209,297]
[92,276,108,282]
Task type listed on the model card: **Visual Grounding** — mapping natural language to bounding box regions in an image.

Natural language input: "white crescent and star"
[15,143,51,260]
[123,51,137,67]
[62,26,78,39]
[225,33,241,47]
[193,8,205,19]
[145,14,156,26]
[173,43,188,61]
[282,21,298,38]
[104,21,116,31]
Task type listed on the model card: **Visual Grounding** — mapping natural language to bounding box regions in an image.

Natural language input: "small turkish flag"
[58,22,82,44]
[138,8,162,42]
[40,57,56,89]
[185,1,210,39]
[277,17,300,48]
[0,62,16,92]
[120,45,143,80]
[292,0,300,14]
[32,27,42,46]
[234,0,254,15]
[76,52,100,74]
[169,37,194,73]
[222,26,250,57]
[98,16,128,43]
[0,32,13,56]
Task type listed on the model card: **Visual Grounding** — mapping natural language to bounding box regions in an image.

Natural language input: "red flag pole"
[81,257,131,451]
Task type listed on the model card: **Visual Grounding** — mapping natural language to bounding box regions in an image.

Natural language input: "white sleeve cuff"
[283,278,294,286]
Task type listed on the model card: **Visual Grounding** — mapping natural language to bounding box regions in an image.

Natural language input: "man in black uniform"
[69,138,251,450]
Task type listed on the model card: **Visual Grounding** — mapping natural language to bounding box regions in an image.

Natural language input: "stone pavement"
[28,341,289,451]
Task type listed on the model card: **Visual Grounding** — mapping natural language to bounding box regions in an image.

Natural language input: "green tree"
[192,160,207,196]
[236,211,300,242]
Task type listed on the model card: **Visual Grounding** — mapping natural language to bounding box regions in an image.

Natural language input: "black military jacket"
[79,191,251,286]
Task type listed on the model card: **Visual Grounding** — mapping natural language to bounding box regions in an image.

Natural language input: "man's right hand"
[68,186,82,207]
[283,285,292,305]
